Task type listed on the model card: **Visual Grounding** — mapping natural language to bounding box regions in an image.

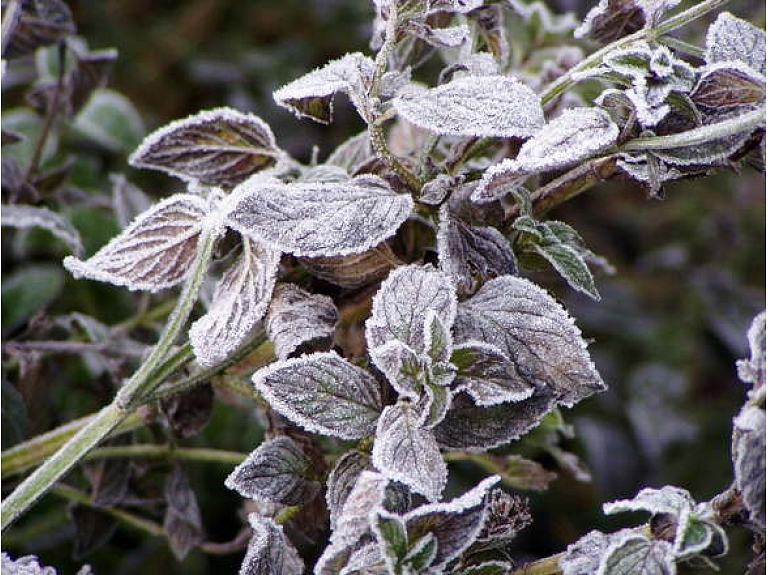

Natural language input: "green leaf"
[1,108,59,167]
[2,265,64,335]
[598,534,675,575]
[373,510,408,571]
[402,533,438,572]
[73,88,145,153]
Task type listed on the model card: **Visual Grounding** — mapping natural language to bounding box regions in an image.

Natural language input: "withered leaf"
[64,193,207,292]
[160,383,214,439]
[129,108,282,186]
[163,466,204,561]
[299,243,399,288]
[691,62,766,110]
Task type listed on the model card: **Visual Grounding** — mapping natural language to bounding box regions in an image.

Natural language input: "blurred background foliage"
[1,0,765,574]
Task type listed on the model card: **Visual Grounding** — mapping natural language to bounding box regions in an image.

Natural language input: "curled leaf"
[2,0,76,59]
[240,515,303,575]
[451,341,534,406]
[691,63,766,110]
[732,405,766,528]
[1,204,83,256]
[299,242,399,289]
[736,310,766,388]
[326,451,373,531]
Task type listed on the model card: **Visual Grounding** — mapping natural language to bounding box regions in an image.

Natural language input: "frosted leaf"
[326,131,374,175]
[334,471,390,546]
[472,108,618,202]
[736,311,766,388]
[372,510,409,572]
[440,54,501,83]
[372,401,447,501]
[369,341,427,400]
[0,553,57,575]
[433,391,556,451]
[415,380,454,428]
[505,0,578,35]
[561,530,615,575]
[1,203,83,256]
[428,0,484,14]
[705,12,766,76]
[240,515,303,575]
[674,516,725,560]
[403,476,500,570]
[732,405,766,527]
[340,543,385,575]
[253,351,383,440]
[224,436,320,506]
[326,451,372,531]
[453,276,605,406]
[616,153,684,194]
[691,62,766,110]
[299,243,400,289]
[265,283,338,361]
[365,264,457,354]
[437,205,517,295]
[393,76,544,138]
[574,0,680,43]
[190,240,280,366]
[403,21,470,48]
[226,174,413,257]
[597,533,675,575]
[110,174,152,228]
[419,174,464,206]
[128,108,281,187]
[299,164,350,183]
[273,53,375,124]
[603,486,694,518]
[458,561,512,575]
[424,310,452,364]
[63,193,208,292]
[451,341,534,406]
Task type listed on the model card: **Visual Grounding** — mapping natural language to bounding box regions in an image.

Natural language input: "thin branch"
[83,444,247,465]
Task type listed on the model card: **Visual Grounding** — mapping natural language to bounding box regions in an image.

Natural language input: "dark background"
[1,1,765,573]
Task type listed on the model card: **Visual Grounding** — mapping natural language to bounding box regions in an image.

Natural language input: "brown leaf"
[164,466,204,560]
[160,383,214,439]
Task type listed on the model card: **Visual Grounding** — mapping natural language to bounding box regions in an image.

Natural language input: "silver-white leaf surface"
[705,12,766,76]
[597,533,675,575]
[1,203,83,256]
[732,404,766,528]
[326,451,373,531]
[736,310,766,388]
[451,341,534,406]
[240,515,303,575]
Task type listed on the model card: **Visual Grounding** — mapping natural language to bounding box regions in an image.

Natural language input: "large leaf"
[597,534,675,575]
[253,351,384,440]
[452,276,605,407]
[129,108,282,186]
[240,515,303,575]
[63,193,207,292]
[265,283,338,360]
[393,76,544,138]
[225,436,320,506]
[190,239,280,366]
[226,175,413,258]
[372,401,447,502]
[273,53,375,124]
[365,264,457,353]
[705,12,766,75]
[73,89,145,153]
[1,204,83,256]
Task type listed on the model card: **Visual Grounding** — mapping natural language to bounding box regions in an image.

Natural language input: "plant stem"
[622,107,765,151]
[1,230,217,531]
[510,554,565,575]
[83,444,247,465]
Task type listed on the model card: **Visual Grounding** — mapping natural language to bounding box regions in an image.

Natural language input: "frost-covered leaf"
[477,489,533,543]
[451,341,534,406]
[163,466,203,560]
[129,108,282,186]
[110,174,152,228]
[419,174,463,206]
[473,108,618,202]
[365,264,457,353]
[403,21,470,48]
[1,204,83,256]
[437,206,517,296]
[334,471,390,546]
[326,451,372,531]
[393,76,544,138]
[240,515,303,575]
[505,0,578,35]
[226,175,413,257]
[299,242,399,288]
[574,0,680,43]
[266,284,338,360]
[224,436,320,506]
[403,476,500,570]
[424,310,452,364]
[373,510,409,571]
[1,552,58,575]
[63,194,207,292]
[453,276,605,406]
[253,351,383,440]
[415,380,454,428]
[603,486,694,518]
[326,131,374,175]
[369,341,427,400]
[691,63,766,110]
[428,0,484,14]
[273,53,375,124]
[433,391,557,451]
[340,543,385,575]
[2,0,76,59]
[705,12,766,76]
[372,401,447,501]
[457,561,511,575]
[190,240,280,366]
[736,310,766,388]
[732,405,766,528]
[597,533,675,575]
[561,530,619,575]
[674,516,725,559]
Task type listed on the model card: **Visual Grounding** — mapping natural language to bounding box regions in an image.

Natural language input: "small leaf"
[393,76,544,138]
[457,561,511,575]
[451,341,534,406]
[403,476,500,570]
[84,442,131,507]
[240,515,303,575]
[705,12,766,76]
[190,239,280,366]
[560,530,627,575]
[163,466,203,561]
[453,275,605,407]
[326,451,372,531]
[416,380,454,428]
[424,310,452,364]
[160,383,214,439]
[506,0,578,35]
[603,486,695,518]
[1,204,83,256]
[253,351,384,440]
[110,174,152,229]
[225,436,320,506]
[63,194,207,292]
[574,0,679,43]
[736,310,766,388]
[226,175,413,258]
[129,107,281,187]
[365,264,457,354]
[299,242,399,288]
[403,21,470,48]
[265,284,338,361]
[732,404,766,528]
[477,489,532,544]
[273,53,375,124]
[334,471,390,546]
[373,510,409,571]
[372,401,447,502]
[369,340,427,400]
[597,533,675,575]
[326,131,375,175]
[691,62,766,109]
[402,534,438,573]
[419,174,463,206]
[437,206,517,296]
[2,0,76,59]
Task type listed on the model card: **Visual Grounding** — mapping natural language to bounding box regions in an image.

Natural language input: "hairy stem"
[1,230,217,531]
[510,554,565,575]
